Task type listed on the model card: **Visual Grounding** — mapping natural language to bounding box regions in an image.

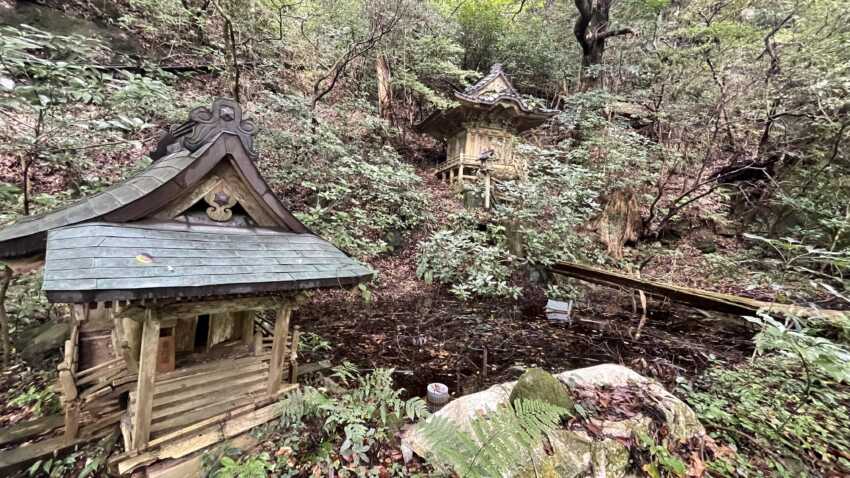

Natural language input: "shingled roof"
[0,98,374,302]
[416,64,556,138]
[43,222,372,303]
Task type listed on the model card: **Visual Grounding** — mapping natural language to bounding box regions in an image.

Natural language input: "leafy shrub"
[416,142,604,299]
[681,309,850,476]
[417,220,520,300]
[256,94,428,258]
[10,385,59,417]
[275,364,429,472]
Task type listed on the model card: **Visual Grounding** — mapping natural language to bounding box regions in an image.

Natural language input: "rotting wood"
[63,401,80,444]
[77,358,124,383]
[153,361,269,396]
[132,309,161,449]
[154,354,270,384]
[153,373,269,411]
[113,387,296,475]
[145,433,258,478]
[152,381,267,422]
[151,393,268,434]
[0,424,114,474]
[551,262,849,319]
[289,326,300,383]
[267,305,291,395]
[123,295,290,321]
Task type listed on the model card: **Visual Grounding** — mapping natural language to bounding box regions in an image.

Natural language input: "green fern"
[419,399,569,477]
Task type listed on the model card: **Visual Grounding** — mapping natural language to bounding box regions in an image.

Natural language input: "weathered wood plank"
[267,306,291,395]
[153,372,270,410]
[0,414,63,447]
[114,388,296,475]
[131,310,160,449]
[154,362,269,396]
[152,381,267,421]
[550,261,849,319]
[155,354,269,383]
[151,392,268,434]
[125,296,288,320]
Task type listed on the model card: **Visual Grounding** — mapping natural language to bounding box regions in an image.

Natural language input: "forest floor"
[295,166,757,400]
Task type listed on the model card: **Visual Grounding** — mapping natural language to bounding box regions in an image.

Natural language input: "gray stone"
[403,364,704,478]
[692,229,718,254]
[17,321,70,365]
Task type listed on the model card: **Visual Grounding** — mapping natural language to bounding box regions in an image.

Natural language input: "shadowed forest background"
[0,0,848,476]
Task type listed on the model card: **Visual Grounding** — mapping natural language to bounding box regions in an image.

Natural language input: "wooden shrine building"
[0,98,373,475]
[416,64,556,184]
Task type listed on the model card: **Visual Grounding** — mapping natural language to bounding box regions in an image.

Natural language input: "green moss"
[509,368,575,412]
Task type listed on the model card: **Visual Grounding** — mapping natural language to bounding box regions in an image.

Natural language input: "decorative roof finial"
[151,98,258,161]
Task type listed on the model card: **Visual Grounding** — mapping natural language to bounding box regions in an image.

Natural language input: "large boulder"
[16,321,69,365]
[403,364,705,478]
[509,368,574,411]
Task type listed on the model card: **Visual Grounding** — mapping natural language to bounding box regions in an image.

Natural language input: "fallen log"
[550,262,848,319]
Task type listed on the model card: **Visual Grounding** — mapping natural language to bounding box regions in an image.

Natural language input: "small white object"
[426,382,450,409]
[546,299,573,323]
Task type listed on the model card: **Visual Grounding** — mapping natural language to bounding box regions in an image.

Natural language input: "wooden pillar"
[124,317,142,364]
[449,168,455,184]
[458,163,464,183]
[267,305,291,395]
[63,401,80,444]
[289,326,301,383]
[483,170,491,210]
[240,311,254,346]
[131,308,160,449]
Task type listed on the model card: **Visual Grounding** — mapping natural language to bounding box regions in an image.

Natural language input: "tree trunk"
[573,0,633,90]
[0,266,13,369]
[376,53,393,121]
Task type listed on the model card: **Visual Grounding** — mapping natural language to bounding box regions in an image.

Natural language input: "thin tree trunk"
[376,53,392,121]
[0,266,13,369]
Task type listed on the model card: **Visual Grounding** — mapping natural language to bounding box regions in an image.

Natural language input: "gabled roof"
[460,63,520,99]
[0,97,375,303]
[416,64,557,138]
[43,221,373,303]
[0,98,307,260]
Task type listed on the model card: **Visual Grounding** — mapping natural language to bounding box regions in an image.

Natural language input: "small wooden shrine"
[0,98,373,475]
[417,64,556,184]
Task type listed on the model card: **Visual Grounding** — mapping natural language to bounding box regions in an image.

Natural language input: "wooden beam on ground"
[132,309,160,449]
[267,306,291,395]
[0,425,114,475]
[550,262,849,319]
[0,414,63,447]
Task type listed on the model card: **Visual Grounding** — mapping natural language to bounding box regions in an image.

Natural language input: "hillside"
[0,0,848,477]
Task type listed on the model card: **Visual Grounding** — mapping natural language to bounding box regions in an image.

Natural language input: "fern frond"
[419,399,569,478]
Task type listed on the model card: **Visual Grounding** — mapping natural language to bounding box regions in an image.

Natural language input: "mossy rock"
[509,368,575,412]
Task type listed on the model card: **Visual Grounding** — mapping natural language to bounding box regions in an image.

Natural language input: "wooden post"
[63,400,80,444]
[267,306,291,395]
[132,308,160,449]
[124,317,142,365]
[254,332,263,356]
[240,311,254,346]
[483,170,491,209]
[458,163,464,184]
[289,326,300,383]
[449,169,455,184]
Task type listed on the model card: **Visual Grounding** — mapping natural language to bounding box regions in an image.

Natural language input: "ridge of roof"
[462,63,520,98]
[151,98,258,161]
[0,98,309,260]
